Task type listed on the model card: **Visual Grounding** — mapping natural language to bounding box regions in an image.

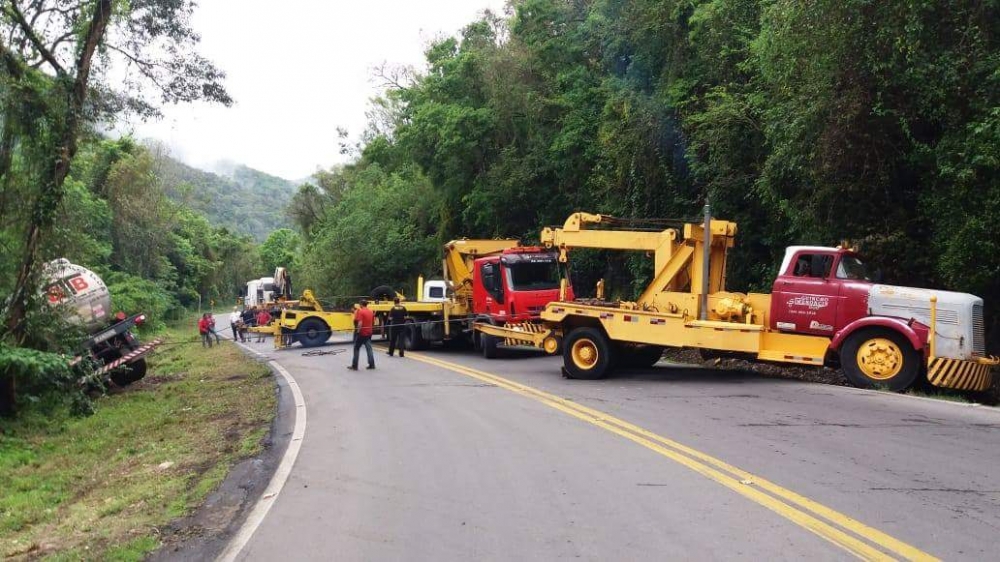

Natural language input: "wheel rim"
[571,338,599,370]
[543,336,559,354]
[856,338,903,380]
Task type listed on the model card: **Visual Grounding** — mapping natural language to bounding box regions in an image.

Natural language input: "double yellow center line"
[406,351,938,561]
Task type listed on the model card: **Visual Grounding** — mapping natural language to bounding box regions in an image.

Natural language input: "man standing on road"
[229,306,242,341]
[386,297,407,357]
[348,300,376,371]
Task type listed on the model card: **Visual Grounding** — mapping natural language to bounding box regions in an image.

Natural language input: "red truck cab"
[472,247,573,323]
[769,246,874,337]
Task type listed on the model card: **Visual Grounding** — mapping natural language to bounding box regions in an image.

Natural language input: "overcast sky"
[125,0,508,180]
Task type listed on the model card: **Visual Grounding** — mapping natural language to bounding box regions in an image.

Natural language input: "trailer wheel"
[617,344,664,368]
[297,318,331,347]
[563,328,614,380]
[842,329,921,391]
[482,333,500,359]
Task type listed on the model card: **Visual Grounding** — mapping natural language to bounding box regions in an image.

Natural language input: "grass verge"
[0,316,276,560]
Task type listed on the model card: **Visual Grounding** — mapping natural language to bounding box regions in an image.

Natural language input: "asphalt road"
[232,336,1000,561]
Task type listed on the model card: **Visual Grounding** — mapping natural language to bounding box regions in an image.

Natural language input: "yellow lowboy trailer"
[479,208,997,391]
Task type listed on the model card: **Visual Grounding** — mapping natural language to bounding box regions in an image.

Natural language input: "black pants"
[231,323,239,340]
[388,326,406,356]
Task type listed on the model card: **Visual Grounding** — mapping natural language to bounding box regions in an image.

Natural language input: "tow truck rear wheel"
[563,327,614,380]
[297,318,331,347]
[842,329,921,391]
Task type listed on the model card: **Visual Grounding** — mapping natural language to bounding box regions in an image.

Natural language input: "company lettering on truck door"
[771,251,840,335]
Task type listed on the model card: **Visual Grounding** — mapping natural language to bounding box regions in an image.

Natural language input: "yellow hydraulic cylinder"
[417,275,424,302]
[929,296,937,359]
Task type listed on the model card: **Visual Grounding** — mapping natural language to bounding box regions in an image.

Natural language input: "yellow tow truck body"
[479,209,997,391]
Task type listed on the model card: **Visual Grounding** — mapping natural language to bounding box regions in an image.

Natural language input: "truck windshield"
[836,255,870,281]
[506,262,560,291]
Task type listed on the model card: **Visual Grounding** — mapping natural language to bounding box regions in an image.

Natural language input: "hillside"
[157,156,297,240]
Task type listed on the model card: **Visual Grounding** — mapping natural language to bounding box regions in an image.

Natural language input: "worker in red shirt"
[255,308,271,343]
[198,313,213,348]
[348,300,376,370]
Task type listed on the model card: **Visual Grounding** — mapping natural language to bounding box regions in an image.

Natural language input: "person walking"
[386,297,407,357]
[198,313,213,348]
[229,306,242,341]
[348,300,376,370]
[255,307,271,343]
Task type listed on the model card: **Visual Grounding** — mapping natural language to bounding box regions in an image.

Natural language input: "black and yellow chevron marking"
[927,357,995,391]
[502,321,546,346]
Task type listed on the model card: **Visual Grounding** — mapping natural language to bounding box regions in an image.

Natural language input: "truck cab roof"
[779,246,853,277]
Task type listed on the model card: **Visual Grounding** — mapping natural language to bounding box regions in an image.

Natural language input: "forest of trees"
[157,156,297,241]
[293,0,1000,353]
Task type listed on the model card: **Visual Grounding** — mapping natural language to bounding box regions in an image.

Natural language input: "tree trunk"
[0,373,14,418]
[0,0,113,416]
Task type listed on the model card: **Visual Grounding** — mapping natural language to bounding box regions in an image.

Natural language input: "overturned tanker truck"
[43,259,160,387]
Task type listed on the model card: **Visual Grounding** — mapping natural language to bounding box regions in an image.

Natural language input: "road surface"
[230,336,1000,561]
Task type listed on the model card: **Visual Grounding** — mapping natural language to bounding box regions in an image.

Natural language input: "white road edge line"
[216,345,306,562]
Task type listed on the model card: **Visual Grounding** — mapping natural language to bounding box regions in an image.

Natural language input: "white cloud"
[122,0,508,180]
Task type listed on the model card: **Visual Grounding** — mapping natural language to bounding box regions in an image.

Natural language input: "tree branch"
[3,1,64,74]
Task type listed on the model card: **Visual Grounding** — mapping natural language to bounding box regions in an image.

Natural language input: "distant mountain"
[157,157,297,241]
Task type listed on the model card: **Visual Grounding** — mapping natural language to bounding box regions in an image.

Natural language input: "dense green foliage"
[0,136,263,411]
[158,156,297,241]
[296,0,1000,350]
[1,0,232,416]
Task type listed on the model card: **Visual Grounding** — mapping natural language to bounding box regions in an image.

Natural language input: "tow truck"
[479,208,998,391]
[368,239,573,357]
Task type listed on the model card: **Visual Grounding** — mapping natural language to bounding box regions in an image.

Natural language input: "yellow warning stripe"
[928,357,993,391]
[405,351,939,561]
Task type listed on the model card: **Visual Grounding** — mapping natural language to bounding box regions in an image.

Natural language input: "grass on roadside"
[0,316,275,560]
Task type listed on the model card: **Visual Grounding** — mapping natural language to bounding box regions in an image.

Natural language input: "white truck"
[245,277,275,308]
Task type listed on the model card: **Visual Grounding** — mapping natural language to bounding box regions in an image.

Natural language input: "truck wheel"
[108,357,146,387]
[842,329,921,391]
[617,344,664,368]
[405,320,427,351]
[482,333,500,359]
[543,335,562,356]
[124,358,148,384]
[563,328,614,380]
[297,318,330,347]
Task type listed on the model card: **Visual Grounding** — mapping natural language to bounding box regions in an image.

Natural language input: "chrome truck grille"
[973,304,985,356]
